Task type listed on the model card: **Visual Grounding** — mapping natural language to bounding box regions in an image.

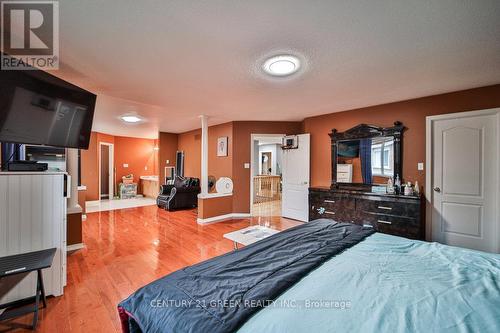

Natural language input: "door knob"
[433,187,441,193]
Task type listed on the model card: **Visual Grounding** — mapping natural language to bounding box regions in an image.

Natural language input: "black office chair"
[157,176,200,211]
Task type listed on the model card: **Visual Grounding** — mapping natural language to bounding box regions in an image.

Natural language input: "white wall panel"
[0,172,66,303]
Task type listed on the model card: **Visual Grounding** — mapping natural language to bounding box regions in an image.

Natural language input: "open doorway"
[250,134,284,217]
[99,142,114,200]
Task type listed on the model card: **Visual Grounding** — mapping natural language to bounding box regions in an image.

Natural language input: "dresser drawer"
[309,192,355,222]
[356,197,420,218]
[362,215,421,239]
[311,193,355,209]
[309,188,423,239]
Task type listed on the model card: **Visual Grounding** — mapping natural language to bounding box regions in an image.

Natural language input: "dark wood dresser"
[309,187,424,240]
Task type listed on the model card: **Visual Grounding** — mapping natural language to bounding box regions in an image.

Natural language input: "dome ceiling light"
[262,55,300,77]
[121,115,142,123]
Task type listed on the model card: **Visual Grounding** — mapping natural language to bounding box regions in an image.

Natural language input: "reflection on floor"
[86,197,156,213]
[0,206,301,332]
[252,199,282,217]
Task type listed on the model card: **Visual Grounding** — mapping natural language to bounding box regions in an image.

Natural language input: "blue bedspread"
[238,233,500,333]
[118,220,374,333]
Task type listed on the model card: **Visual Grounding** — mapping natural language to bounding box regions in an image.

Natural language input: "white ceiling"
[55,0,500,138]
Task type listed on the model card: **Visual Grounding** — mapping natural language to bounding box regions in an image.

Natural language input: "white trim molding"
[200,115,209,196]
[67,243,85,252]
[249,133,285,216]
[98,142,114,200]
[198,192,233,199]
[67,204,83,215]
[197,213,251,225]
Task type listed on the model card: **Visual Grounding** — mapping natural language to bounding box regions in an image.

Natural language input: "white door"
[282,134,310,222]
[429,109,499,253]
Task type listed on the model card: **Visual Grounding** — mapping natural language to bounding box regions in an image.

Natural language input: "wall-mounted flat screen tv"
[0,60,96,149]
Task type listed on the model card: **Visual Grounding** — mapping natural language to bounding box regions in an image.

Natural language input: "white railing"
[253,175,281,203]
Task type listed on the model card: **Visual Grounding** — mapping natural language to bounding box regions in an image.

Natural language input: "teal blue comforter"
[238,233,500,333]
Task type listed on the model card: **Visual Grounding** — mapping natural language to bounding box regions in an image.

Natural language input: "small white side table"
[223,225,280,250]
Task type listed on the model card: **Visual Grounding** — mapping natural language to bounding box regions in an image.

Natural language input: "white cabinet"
[0,172,67,303]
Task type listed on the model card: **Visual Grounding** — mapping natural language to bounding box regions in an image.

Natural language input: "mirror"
[261,152,272,175]
[336,137,394,185]
[330,122,405,188]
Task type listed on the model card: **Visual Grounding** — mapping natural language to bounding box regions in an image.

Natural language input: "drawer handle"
[325,211,336,215]
[378,206,392,210]
[317,207,325,214]
[377,220,392,225]
[324,200,336,203]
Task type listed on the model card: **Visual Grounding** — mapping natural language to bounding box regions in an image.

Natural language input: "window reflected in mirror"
[371,137,394,178]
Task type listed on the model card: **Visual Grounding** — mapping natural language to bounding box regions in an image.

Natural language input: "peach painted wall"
[177,129,201,178]
[159,132,178,185]
[177,121,301,213]
[81,132,115,201]
[303,84,500,191]
[198,196,233,219]
[177,122,234,182]
[114,135,159,193]
[81,132,158,200]
[208,122,233,180]
[80,132,98,201]
[96,133,115,145]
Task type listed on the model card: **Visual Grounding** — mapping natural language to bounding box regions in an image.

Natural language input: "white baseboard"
[197,213,251,225]
[67,243,84,252]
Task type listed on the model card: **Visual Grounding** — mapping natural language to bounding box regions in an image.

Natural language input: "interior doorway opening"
[99,142,114,200]
[250,134,284,217]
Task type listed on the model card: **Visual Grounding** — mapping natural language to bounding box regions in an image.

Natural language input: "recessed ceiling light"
[121,115,142,123]
[262,55,300,76]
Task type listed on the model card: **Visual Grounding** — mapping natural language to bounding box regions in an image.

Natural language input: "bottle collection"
[386,174,420,196]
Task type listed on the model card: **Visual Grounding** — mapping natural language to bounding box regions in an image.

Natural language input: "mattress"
[237,233,500,333]
[118,220,374,332]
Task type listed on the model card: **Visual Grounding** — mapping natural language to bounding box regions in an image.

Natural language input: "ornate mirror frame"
[329,121,406,189]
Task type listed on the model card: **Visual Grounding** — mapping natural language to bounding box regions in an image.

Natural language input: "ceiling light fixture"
[262,55,300,76]
[121,115,142,123]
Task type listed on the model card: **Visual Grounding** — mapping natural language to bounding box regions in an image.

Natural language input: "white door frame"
[425,108,500,249]
[250,134,284,216]
[98,142,114,200]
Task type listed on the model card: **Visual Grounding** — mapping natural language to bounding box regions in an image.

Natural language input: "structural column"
[195,115,241,224]
[200,115,208,196]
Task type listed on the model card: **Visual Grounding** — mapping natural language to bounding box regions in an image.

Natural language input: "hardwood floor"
[0,206,300,332]
[252,199,282,217]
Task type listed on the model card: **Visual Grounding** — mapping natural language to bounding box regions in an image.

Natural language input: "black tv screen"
[0,66,96,149]
[337,140,360,158]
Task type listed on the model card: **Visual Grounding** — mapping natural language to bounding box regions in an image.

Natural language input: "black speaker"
[176,151,184,177]
[8,161,48,172]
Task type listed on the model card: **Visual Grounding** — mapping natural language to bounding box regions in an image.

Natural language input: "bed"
[118,219,500,333]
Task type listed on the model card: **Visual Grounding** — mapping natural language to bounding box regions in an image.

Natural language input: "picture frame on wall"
[217,136,228,157]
